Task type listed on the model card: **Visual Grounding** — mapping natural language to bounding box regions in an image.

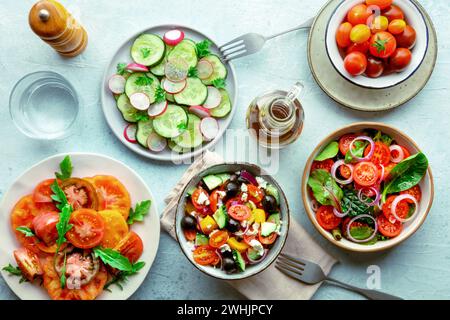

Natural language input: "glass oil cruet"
[246,82,305,149]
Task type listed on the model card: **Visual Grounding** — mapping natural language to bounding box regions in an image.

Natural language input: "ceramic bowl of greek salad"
[175,163,290,280]
[302,122,433,252]
[102,25,237,161]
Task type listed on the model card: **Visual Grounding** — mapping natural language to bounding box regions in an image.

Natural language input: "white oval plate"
[101,25,238,161]
[0,153,160,300]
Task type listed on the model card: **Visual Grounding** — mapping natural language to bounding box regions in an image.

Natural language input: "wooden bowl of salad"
[301,122,433,252]
[175,163,290,280]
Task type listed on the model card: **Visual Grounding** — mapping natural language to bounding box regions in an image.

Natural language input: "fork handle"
[265,17,314,40]
[325,277,403,300]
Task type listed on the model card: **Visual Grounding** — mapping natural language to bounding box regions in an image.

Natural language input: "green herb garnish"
[140,47,151,59]
[93,247,133,272]
[2,264,22,276]
[50,180,73,251]
[104,261,145,291]
[154,86,166,103]
[188,66,198,78]
[60,251,67,289]
[195,39,212,58]
[372,36,388,53]
[211,78,226,89]
[127,200,152,225]
[135,75,154,86]
[16,226,35,237]
[55,155,73,180]
[116,62,127,75]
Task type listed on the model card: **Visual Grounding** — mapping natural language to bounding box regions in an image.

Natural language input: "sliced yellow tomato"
[200,215,218,235]
[98,210,129,248]
[253,209,266,224]
[227,237,249,252]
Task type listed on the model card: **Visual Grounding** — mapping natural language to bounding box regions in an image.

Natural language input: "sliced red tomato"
[258,231,278,245]
[339,165,352,179]
[13,247,43,281]
[339,134,357,155]
[247,184,264,203]
[243,234,257,246]
[11,195,40,253]
[32,212,59,246]
[353,161,378,186]
[33,179,59,203]
[228,204,252,221]
[316,205,341,231]
[382,195,410,222]
[86,175,131,220]
[114,231,144,263]
[193,245,216,266]
[61,178,99,211]
[364,142,390,166]
[390,145,411,160]
[183,228,197,241]
[66,209,105,249]
[383,162,397,181]
[191,187,209,211]
[311,159,334,172]
[355,182,380,197]
[377,214,402,238]
[34,201,58,215]
[209,230,229,248]
[400,185,422,203]
[209,190,220,212]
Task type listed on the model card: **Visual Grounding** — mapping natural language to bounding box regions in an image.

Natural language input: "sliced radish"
[126,62,149,72]
[189,105,211,119]
[197,59,214,80]
[165,57,188,82]
[200,117,219,141]
[123,124,137,143]
[148,100,168,117]
[163,29,185,46]
[130,92,150,110]
[163,78,187,94]
[108,74,126,94]
[147,132,167,152]
[203,86,222,109]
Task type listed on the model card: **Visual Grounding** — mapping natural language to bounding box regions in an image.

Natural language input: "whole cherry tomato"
[366,0,393,10]
[388,19,406,35]
[389,48,412,72]
[344,52,367,76]
[365,57,384,78]
[369,31,396,58]
[347,4,371,25]
[350,24,371,44]
[336,22,353,48]
[382,5,404,21]
[395,25,416,49]
[367,15,389,33]
[346,41,370,54]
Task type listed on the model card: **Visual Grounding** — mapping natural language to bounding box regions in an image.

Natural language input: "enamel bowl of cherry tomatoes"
[301,122,434,253]
[326,0,428,89]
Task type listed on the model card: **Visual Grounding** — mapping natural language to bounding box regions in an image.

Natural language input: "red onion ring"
[333,207,349,218]
[215,249,223,268]
[391,194,418,222]
[349,136,374,162]
[389,145,404,163]
[247,249,268,264]
[311,200,320,212]
[331,160,354,185]
[357,187,381,207]
[346,214,378,243]
[378,164,385,182]
[234,225,250,237]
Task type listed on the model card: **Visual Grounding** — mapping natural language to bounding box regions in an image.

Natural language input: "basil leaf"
[93,247,133,272]
[55,156,73,180]
[315,141,339,161]
[381,152,428,202]
[307,169,343,209]
[128,200,152,225]
[16,226,35,237]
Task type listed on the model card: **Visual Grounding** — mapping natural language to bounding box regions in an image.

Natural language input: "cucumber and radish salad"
[108,29,232,153]
[307,129,429,245]
[180,170,283,274]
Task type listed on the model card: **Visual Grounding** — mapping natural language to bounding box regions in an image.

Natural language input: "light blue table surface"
[0,0,449,300]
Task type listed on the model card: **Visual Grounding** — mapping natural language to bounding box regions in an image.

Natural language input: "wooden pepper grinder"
[29,0,88,57]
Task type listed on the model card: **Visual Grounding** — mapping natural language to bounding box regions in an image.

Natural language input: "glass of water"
[9,71,79,140]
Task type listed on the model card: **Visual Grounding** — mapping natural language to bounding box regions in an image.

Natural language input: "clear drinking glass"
[9,71,79,140]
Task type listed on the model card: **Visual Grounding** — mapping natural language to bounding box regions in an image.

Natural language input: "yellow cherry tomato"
[388,19,406,35]
[369,15,389,33]
[227,237,249,252]
[253,209,266,224]
[200,215,218,235]
[350,24,371,44]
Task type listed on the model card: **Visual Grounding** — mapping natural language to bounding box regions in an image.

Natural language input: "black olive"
[181,215,197,230]
[262,195,277,213]
[227,219,240,232]
[237,176,248,184]
[222,256,237,272]
[221,250,233,259]
[225,181,239,197]
[229,174,238,182]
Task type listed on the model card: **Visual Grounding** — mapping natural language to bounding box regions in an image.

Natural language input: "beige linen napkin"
[161,151,337,300]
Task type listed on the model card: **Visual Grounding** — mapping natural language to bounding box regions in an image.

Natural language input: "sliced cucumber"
[150,44,173,76]
[153,104,188,138]
[125,72,160,104]
[172,114,203,149]
[174,77,208,106]
[168,40,198,69]
[216,173,231,183]
[203,174,223,190]
[265,184,280,205]
[195,233,209,246]
[166,92,175,102]
[213,206,228,229]
[267,213,281,225]
[232,250,245,272]
[200,55,227,85]
[136,118,154,147]
[168,140,190,153]
[261,222,277,237]
[131,34,165,66]
[209,89,231,118]
[116,94,145,123]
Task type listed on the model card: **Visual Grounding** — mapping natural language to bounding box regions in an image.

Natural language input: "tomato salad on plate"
[180,170,282,274]
[108,28,232,154]
[3,156,152,300]
[307,129,428,244]
[336,0,417,77]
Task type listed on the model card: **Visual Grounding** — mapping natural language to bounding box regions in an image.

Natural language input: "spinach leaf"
[350,225,374,240]
[315,141,339,161]
[307,169,343,209]
[341,189,371,217]
[345,140,367,163]
[381,152,428,202]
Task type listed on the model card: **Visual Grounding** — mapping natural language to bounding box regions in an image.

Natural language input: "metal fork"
[219,17,315,61]
[276,253,403,300]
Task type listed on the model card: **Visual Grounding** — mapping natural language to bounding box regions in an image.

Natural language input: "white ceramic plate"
[101,25,238,161]
[0,153,160,300]
[325,0,428,89]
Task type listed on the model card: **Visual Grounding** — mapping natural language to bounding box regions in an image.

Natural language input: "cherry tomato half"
[228,204,252,221]
[353,161,379,186]
[377,214,402,238]
[389,48,412,72]
[66,209,105,249]
[191,188,209,210]
[339,134,358,155]
[209,230,229,248]
[369,31,396,58]
[258,230,278,245]
[344,52,367,76]
[336,22,353,48]
[193,245,217,266]
[247,184,264,203]
[316,205,341,231]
